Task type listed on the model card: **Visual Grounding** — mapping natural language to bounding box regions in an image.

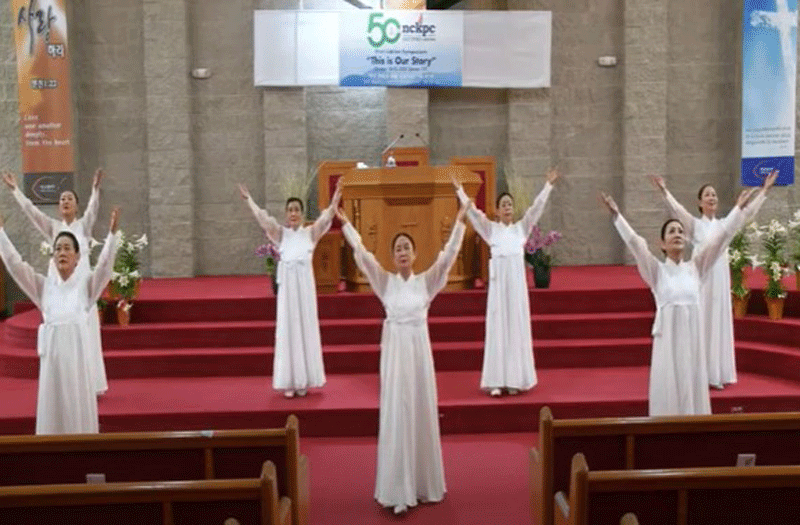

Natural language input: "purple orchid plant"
[524,225,563,268]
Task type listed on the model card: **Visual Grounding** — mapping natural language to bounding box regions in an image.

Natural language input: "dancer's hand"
[331,178,343,208]
[599,191,619,217]
[450,172,464,192]
[546,167,560,185]
[763,170,779,192]
[735,188,757,209]
[649,174,666,193]
[335,207,350,225]
[238,183,250,201]
[109,207,120,233]
[92,168,105,190]
[2,171,17,190]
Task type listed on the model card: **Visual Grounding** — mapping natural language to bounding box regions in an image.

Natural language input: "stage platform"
[0,265,797,436]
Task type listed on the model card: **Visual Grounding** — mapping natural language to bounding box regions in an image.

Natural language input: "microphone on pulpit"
[382,134,404,167]
[381,134,405,156]
[414,132,429,147]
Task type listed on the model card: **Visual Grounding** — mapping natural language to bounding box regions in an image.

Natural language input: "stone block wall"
[0,0,795,288]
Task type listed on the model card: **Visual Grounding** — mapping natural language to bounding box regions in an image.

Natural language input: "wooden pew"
[556,453,800,525]
[0,460,289,525]
[0,415,308,525]
[531,407,800,525]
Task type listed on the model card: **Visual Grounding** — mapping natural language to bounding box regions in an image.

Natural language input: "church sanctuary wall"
[0,0,796,286]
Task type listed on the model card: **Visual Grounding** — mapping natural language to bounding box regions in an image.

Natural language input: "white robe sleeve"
[309,205,335,245]
[0,228,45,309]
[81,186,100,238]
[693,205,748,279]
[341,222,389,299]
[661,189,698,242]
[519,182,554,235]
[425,221,466,297]
[613,214,660,289]
[12,187,58,241]
[457,186,493,243]
[88,231,121,303]
[246,195,283,245]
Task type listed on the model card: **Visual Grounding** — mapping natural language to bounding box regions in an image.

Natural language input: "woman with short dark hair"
[337,193,467,515]
[599,171,775,416]
[0,208,120,433]
[239,180,342,398]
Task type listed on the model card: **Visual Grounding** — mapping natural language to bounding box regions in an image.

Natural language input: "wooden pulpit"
[339,165,482,292]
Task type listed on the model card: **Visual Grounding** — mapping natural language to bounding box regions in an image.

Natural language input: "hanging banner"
[12,0,75,204]
[741,0,796,186]
[339,10,463,87]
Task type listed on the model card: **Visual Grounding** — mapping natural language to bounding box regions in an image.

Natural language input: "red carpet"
[0,266,797,525]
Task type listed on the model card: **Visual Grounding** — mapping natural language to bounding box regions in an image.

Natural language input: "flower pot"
[765,296,785,321]
[533,265,551,289]
[731,292,750,319]
[526,266,534,288]
[116,303,132,326]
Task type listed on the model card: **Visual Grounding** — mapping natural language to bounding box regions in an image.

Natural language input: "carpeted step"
[3,368,800,436]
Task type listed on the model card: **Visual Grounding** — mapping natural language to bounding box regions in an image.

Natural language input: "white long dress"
[245,197,334,392]
[613,198,760,416]
[457,182,553,391]
[11,187,108,395]
[662,191,765,387]
[341,220,466,510]
[0,228,119,434]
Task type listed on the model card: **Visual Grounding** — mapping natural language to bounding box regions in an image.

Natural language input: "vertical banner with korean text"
[12,0,74,203]
[339,11,463,88]
[741,0,796,186]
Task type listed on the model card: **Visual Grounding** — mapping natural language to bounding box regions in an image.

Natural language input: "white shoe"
[710,384,725,390]
[296,389,307,397]
[489,388,502,397]
[393,505,408,515]
[507,388,520,395]
[284,390,295,398]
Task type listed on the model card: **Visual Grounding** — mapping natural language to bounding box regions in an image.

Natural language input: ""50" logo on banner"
[367,13,400,48]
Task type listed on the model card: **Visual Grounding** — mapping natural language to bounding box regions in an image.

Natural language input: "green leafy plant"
[758,219,789,299]
[110,231,148,309]
[728,224,756,299]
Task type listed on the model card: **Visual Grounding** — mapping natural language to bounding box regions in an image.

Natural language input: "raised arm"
[3,171,57,241]
[650,175,697,241]
[88,208,121,303]
[0,224,45,309]
[695,172,776,277]
[238,183,282,244]
[520,168,559,235]
[310,179,343,244]
[600,192,659,289]
[80,168,104,237]
[453,175,492,242]
[337,208,389,299]
[425,213,466,297]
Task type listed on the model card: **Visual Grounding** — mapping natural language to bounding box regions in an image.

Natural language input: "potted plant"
[789,209,800,291]
[524,225,562,289]
[109,231,148,325]
[759,219,789,320]
[256,238,280,294]
[728,224,755,318]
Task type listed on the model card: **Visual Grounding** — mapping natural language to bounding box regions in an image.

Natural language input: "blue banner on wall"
[741,0,797,186]
[339,11,463,88]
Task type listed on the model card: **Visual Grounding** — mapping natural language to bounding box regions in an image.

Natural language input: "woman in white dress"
[2,169,109,395]
[651,175,764,389]
[454,168,559,397]
[336,198,467,515]
[599,172,775,416]
[0,208,120,434]
[238,181,342,398]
